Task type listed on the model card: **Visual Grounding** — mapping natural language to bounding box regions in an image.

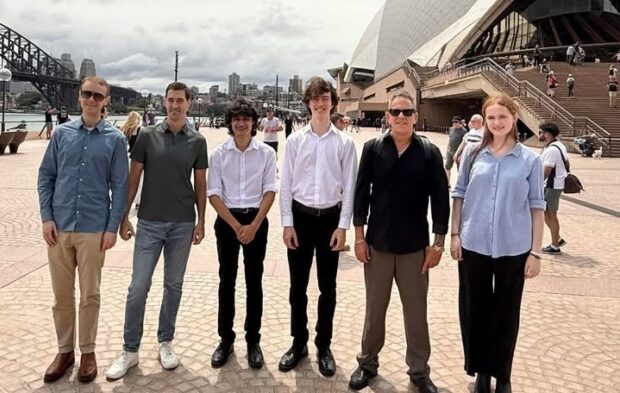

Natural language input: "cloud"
[2,0,384,93]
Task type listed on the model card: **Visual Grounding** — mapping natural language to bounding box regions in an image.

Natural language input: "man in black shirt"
[349,92,449,392]
[57,106,69,125]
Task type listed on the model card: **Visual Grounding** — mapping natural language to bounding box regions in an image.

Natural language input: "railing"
[420,57,613,154]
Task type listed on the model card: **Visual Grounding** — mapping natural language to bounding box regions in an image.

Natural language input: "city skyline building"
[57,53,76,79]
[228,72,240,96]
[288,75,302,94]
[79,59,96,80]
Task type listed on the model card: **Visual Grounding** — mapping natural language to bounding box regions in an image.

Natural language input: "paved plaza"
[0,127,619,392]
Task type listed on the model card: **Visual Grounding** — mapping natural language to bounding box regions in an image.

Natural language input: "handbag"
[551,144,584,194]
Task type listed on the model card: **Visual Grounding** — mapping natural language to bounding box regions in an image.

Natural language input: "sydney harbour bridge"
[0,23,140,110]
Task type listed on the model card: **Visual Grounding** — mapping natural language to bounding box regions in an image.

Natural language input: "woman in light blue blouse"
[450,94,545,393]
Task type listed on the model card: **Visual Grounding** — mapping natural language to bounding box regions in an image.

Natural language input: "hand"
[100,231,117,251]
[421,245,443,274]
[354,240,371,263]
[238,223,258,244]
[283,226,298,249]
[119,219,135,241]
[330,228,346,251]
[42,220,59,246]
[450,235,462,261]
[192,223,205,245]
[524,255,541,279]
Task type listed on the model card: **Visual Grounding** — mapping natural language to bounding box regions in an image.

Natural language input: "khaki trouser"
[48,232,104,353]
[356,248,431,378]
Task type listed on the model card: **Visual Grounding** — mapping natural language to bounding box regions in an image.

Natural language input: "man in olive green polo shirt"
[106,82,208,380]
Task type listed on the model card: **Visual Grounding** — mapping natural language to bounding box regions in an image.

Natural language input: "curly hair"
[225,99,259,136]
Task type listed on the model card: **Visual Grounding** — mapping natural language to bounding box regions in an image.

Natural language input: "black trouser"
[214,210,268,345]
[458,248,528,382]
[264,141,278,154]
[287,201,340,349]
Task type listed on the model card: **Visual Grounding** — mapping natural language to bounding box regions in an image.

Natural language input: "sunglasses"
[388,108,416,117]
[80,90,106,102]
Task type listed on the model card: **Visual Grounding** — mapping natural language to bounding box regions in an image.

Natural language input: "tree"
[15,91,42,107]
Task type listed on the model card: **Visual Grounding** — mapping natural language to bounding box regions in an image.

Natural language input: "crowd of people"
[37,73,577,393]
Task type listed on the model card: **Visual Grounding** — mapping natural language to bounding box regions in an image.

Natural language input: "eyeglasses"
[80,90,106,102]
[388,108,415,117]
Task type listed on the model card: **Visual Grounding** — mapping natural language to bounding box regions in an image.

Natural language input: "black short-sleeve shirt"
[131,120,208,222]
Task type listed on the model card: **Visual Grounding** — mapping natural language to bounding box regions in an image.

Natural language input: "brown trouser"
[356,248,431,378]
[48,232,104,353]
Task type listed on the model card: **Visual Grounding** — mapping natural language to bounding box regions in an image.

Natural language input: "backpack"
[551,144,584,194]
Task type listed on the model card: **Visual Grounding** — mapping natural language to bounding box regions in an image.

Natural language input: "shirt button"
[76,211,80,214]
[78,195,81,198]
[84,147,87,150]
[81,162,85,166]
[80,178,83,182]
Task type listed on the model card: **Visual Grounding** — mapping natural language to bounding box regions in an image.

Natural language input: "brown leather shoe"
[43,351,75,382]
[78,352,98,383]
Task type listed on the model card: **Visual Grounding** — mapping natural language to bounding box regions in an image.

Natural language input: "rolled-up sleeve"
[452,144,475,199]
[528,156,546,210]
[206,148,223,198]
[262,148,277,194]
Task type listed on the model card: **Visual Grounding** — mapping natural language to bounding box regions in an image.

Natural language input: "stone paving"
[0,126,619,392]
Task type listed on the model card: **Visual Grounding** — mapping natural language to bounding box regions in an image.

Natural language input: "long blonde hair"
[121,111,141,138]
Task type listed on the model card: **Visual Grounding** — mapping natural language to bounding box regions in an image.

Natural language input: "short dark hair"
[302,77,339,114]
[539,121,560,137]
[388,91,415,108]
[165,82,192,100]
[225,99,259,136]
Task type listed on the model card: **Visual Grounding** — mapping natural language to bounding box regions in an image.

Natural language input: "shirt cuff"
[451,189,465,199]
[262,186,277,194]
[530,199,546,210]
[352,216,367,226]
[338,217,351,230]
[281,214,294,227]
[41,209,54,223]
[432,223,448,235]
[106,221,121,233]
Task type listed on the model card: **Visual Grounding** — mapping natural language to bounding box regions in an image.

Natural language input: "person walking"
[566,74,576,97]
[450,94,545,393]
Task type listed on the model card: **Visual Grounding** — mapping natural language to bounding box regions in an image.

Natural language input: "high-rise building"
[289,75,303,94]
[228,72,240,96]
[190,86,200,97]
[263,85,283,100]
[79,59,96,79]
[240,83,260,98]
[57,53,76,79]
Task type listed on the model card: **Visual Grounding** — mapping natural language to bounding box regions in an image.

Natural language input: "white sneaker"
[106,351,139,380]
[159,341,179,370]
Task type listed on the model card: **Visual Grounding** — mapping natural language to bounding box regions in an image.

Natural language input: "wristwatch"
[530,252,541,259]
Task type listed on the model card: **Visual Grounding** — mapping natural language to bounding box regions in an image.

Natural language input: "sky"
[1,0,384,94]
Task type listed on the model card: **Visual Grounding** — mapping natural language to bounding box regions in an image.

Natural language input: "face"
[386,97,417,134]
[165,89,191,122]
[469,117,483,130]
[79,80,109,117]
[309,92,333,117]
[538,130,552,142]
[484,104,516,139]
[266,110,273,119]
[231,115,253,136]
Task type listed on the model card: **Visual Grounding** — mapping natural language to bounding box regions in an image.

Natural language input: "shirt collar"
[304,122,338,138]
[77,117,106,133]
[481,142,523,157]
[160,119,189,135]
[224,137,259,152]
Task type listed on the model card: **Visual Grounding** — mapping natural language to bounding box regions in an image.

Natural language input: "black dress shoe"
[211,341,233,368]
[278,345,308,372]
[349,366,377,390]
[247,343,264,369]
[410,375,438,393]
[317,347,336,377]
[474,373,491,393]
[495,380,512,393]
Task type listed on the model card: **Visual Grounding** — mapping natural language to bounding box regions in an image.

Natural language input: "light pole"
[141,89,149,124]
[0,66,13,133]
[197,97,203,129]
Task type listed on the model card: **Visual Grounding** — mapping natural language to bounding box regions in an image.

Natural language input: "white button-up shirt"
[207,137,277,208]
[280,123,358,229]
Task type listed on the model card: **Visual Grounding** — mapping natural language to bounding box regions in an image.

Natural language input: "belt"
[229,207,259,214]
[292,200,341,217]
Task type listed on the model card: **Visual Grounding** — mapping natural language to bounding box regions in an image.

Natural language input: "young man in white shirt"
[259,107,283,153]
[279,77,358,376]
[539,122,567,255]
[207,99,277,369]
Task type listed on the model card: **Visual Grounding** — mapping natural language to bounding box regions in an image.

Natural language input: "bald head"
[469,114,483,130]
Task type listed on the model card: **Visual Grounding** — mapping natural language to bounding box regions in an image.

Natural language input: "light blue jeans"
[123,219,194,352]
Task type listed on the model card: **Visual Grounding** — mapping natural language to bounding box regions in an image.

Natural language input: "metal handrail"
[420,57,613,154]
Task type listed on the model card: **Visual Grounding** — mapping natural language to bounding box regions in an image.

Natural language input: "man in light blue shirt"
[38,76,128,383]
